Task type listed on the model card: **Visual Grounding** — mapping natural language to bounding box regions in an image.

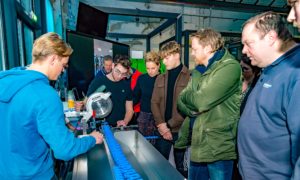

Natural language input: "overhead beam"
[95,7,179,19]
[122,0,289,13]
[182,30,241,39]
[106,33,148,39]
[268,0,276,6]
[157,0,289,13]
[148,18,176,37]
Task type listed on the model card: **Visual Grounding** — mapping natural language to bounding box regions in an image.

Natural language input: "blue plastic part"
[144,136,159,140]
[113,166,125,180]
[101,124,143,180]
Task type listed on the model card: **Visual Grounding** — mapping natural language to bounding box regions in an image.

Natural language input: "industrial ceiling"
[119,0,289,13]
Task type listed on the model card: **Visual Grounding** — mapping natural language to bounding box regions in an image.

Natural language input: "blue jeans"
[189,160,234,180]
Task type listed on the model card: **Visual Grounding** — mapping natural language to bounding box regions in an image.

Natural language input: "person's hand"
[75,101,84,112]
[163,131,173,141]
[157,123,172,140]
[117,120,127,127]
[66,122,76,132]
[89,131,104,144]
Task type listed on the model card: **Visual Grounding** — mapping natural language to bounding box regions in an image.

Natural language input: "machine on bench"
[65,86,185,180]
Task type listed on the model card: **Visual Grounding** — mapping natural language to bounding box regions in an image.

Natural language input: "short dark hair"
[103,55,113,62]
[114,55,131,70]
[242,11,293,42]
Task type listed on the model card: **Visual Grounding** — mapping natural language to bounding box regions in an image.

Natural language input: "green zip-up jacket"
[177,49,242,163]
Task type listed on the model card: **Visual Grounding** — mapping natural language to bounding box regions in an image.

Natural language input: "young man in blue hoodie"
[0,32,104,179]
[238,11,300,179]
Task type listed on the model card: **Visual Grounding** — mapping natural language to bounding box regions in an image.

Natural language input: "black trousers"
[154,132,187,177]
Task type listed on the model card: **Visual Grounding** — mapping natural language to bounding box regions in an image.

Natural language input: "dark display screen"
[76,2,108,38]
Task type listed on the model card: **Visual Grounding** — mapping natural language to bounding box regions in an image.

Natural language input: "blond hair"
[159,41,181,59]
[32,32,73,62]
[191,28,224,53]
[145,51,160,66]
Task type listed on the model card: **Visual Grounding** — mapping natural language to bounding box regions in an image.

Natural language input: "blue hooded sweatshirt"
[0,69,96,179]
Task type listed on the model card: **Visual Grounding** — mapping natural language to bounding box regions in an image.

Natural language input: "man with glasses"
[238,11,300,179]
[87,55,134,127]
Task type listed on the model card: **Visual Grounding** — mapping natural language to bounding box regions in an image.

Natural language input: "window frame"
[15,0,38,66]
[0,0,6,70]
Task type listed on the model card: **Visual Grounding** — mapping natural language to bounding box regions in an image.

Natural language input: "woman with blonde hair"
[133,51,160,144]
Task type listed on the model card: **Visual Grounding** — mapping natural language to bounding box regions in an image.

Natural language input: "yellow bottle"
[67,90,75,109]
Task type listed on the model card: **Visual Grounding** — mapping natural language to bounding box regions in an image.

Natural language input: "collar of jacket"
[202,49,234,77]
[195,48,225,74]
[180,65,190,75]
[157,65,190,87]
[263,44,300,73]
[165,64,189,76]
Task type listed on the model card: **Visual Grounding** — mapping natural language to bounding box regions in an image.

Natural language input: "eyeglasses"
[113,68,128,77]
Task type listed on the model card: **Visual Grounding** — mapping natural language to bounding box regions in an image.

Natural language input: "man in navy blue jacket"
[238,11,300,180]
[95,55,113,77]
[287,2,300,179]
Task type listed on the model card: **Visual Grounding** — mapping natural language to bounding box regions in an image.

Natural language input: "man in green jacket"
[176,28,242,180]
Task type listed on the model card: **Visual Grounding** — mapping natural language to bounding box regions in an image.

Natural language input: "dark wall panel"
[67,32,94,98]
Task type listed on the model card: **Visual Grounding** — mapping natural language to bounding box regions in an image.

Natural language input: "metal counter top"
[72,130,184,180]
